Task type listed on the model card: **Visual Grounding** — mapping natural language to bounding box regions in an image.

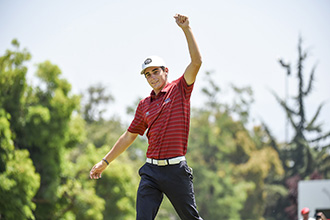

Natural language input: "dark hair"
[160,66,166,71]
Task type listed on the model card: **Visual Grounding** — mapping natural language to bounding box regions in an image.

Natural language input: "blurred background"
[1,0,329,219]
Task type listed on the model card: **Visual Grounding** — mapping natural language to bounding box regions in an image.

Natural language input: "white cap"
[141,55,166,74]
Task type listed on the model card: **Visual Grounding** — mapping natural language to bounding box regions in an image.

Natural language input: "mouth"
[150,80,159,86]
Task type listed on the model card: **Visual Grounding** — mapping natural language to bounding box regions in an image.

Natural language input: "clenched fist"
[174,14,189,29]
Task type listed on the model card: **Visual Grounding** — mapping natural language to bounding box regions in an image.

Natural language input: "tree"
[188,72,284,220]
[23,60,84,218]
[266,37,330,220]
[189,108,250,220]
[80,88,146,219]
[0,40,105,219]
[78,123,141,220]
[0,109,40,219]
[276,37,330,178]
[0,40,40,219]
[81,84,114,123]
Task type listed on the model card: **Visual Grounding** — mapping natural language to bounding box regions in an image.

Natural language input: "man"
[300,207,315,220]
[89,13,203,220]
[316,212,328,220]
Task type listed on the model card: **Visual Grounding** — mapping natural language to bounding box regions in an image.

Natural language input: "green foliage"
[79,118,144,220]
[0,40,102,219]
[23,60,82,218]
[188,72,284,220]
[94,152,137,220]
[189,109,284,220]
[0,40,40,219]
[81,84,114,123]
[0,39,30,143]
[0,109,40,219]
[56,143,106,220]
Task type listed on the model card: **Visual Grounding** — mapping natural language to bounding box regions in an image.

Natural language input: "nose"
[148,73,157,80]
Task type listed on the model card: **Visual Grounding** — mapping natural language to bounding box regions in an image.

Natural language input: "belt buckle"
[157,160,168,166]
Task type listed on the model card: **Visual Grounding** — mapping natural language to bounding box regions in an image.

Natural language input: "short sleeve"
[128,100,148,135]
[180,74,194,100]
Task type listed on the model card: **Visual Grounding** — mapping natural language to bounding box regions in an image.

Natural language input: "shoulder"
[137,96,151,108]
[170,74,187,87]
[140,96,150,103]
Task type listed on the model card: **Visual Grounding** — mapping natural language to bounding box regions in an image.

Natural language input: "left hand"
[174,14,189,29]
[89,160,107,179]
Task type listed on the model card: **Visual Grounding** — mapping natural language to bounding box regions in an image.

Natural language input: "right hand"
[174,14,189,29]
[316,212,327,220]
[89,160,107,179]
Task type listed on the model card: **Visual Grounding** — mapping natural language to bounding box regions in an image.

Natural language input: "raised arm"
[89,130,138,179]
[174,14,202,85]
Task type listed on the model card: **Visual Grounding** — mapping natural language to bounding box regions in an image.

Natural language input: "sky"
[1,0,330,142]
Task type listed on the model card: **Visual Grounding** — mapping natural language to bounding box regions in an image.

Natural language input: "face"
[144,66,168,94]
[302,213,309,220]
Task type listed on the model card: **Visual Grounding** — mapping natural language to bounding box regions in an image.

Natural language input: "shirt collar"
[150,82,170,100]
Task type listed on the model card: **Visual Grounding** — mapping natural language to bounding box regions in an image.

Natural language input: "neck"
[153,88,162,95]
[153,80,168,95]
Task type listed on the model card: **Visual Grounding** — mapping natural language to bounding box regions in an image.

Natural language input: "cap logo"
[144,58,152,65]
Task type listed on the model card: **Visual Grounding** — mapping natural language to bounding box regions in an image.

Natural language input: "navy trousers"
[136,161,203,220]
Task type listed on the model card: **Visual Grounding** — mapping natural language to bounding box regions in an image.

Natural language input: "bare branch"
[306,102,325,131]
[308,131,330,143]
[278,59,291,76]
[303,64,317,96]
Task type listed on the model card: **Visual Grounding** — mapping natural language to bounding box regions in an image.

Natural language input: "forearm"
[181,25,202,85]
[182,26,202,66]
[103,130,138,164]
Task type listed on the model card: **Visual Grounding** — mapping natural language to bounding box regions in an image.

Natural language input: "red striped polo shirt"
[128,74,194,159]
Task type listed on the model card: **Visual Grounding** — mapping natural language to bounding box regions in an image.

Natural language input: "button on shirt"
[128,74,194,159]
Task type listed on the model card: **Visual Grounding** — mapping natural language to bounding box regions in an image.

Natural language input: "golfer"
[90,13,203,220]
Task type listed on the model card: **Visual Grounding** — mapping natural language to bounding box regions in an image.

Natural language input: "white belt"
[146,156,186,166]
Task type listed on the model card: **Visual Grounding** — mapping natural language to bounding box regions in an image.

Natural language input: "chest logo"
[164,98,171,103]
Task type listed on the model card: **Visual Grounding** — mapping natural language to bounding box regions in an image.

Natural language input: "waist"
[146,156,186,166]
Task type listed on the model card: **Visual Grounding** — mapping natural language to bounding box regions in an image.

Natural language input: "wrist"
[181,26,191,31]
[102,158,109,166]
